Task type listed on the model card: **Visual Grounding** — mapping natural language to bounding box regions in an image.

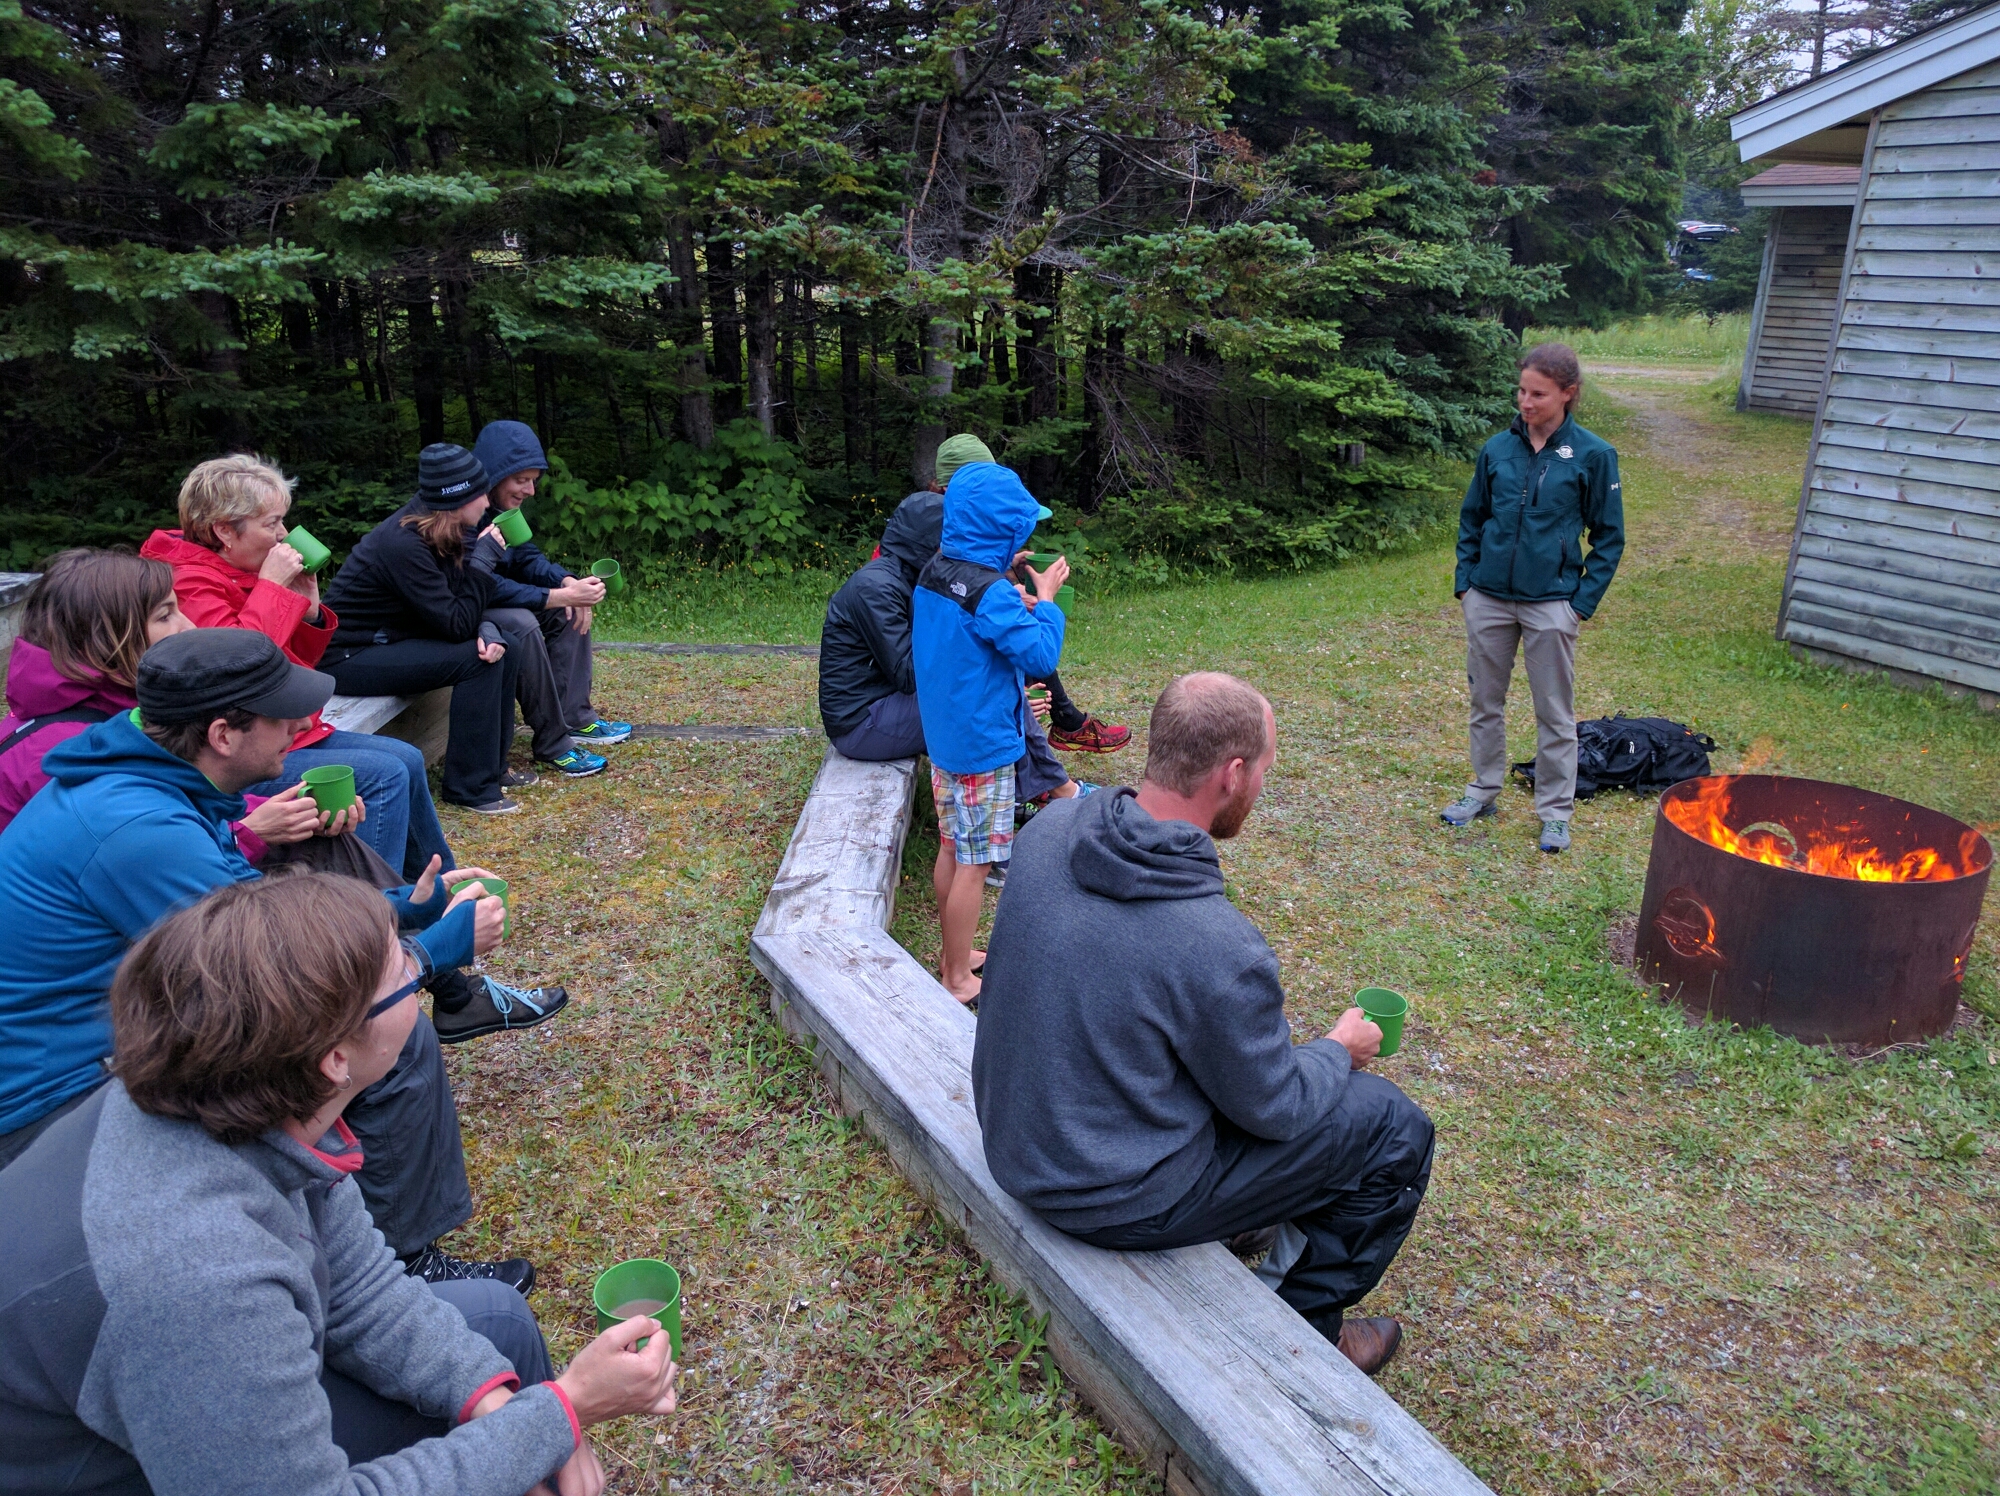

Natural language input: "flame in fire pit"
[1663,776,1983,882]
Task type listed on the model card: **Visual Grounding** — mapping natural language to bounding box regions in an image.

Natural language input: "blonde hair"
[178,454,293,550]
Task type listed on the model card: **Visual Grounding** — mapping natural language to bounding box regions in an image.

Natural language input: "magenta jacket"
[0,641,269,856]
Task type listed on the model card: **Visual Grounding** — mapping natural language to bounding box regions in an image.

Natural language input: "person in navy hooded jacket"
[470,421,632,779]
[912,458,1069,1004]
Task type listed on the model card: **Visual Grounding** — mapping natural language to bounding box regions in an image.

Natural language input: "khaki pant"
[1461,587,1580,821]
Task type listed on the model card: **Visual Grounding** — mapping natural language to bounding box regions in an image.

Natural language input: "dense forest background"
[0,0,1982,577]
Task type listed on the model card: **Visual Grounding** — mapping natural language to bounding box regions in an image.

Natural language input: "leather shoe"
[1336,1316,1402,1375]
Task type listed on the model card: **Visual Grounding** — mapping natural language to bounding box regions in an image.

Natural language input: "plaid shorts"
[930,763,1018,866]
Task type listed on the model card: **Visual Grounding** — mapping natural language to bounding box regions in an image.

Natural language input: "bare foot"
[942,971,982,1006]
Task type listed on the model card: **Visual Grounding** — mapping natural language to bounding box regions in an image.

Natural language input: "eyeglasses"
[367,947,426,1021]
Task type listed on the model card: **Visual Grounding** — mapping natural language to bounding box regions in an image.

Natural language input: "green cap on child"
[935,433,994,487]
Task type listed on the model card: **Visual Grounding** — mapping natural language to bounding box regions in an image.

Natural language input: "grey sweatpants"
[486,607,594,761]
[1461,586,1580,821]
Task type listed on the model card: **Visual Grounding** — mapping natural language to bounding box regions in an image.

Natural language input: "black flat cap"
[137,629,336,726]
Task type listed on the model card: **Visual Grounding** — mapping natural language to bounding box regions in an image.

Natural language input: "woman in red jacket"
[142,456,454,879]
[0,549,345,862]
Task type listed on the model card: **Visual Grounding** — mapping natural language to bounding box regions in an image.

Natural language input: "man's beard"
[1209,783,1257,841]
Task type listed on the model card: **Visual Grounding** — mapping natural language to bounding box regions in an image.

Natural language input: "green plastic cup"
[287,525,332,574]
[1356,987,1409,1058]
[591,558,625,595]
[1026,551,1061,573]
[493,506,532,546]
[1054,584,1075,613]
[464,875,510,938]
[300,765,355,815]
[593,1259,682,1359]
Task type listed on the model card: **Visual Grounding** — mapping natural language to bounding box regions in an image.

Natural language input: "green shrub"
[536,421,814,574]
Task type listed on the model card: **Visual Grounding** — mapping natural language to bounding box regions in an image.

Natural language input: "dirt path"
[1594,367,1803,560]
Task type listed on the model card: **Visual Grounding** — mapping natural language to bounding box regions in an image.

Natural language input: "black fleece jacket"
[325,502,505,646]
[971,788,1353,1231]
[817,492,942,737]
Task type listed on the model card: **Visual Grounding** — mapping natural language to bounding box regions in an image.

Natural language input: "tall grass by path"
[1528,313,1752,364]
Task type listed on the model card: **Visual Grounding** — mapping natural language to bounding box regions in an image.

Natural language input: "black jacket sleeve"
[853,572,916,697]
[389,526,498,643]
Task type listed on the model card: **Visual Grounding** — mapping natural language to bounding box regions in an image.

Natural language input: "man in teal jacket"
[0,630,538,1288]
[1444,345,1624,854]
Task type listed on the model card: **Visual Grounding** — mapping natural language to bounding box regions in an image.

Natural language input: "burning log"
[1636,775,1992,1046]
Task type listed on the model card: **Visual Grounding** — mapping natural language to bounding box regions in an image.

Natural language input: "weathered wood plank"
[1816,423,2000,476]
[1823,396,2000,441]
[1841,298,2000,333]
[1869,143,2000,174]
[1787,600,2000,672]
[1860,196,2000,226]
[1794,531,2000,596]
[1807,466,2000,526]
[748,755,1497,1496]
[1800,511,2000,573]
[1847,249,1997,279]
[324,694,413,736]
[1853,223,2000,252]
[752,925,1493,1496]
[1846,276,2000,308]
[1811,441,2000,494]
[1884,84,2000,119]
[1821,371,2000,410]
[1793,553,2000,619]
[1831,323,2000,362]
[1830,344,2000,380]
[1875,114,2000,147]
[753,750,918,938]
[1790,575,2000,647]
[1782,619,2000,697]
[1804,489,2000,547]
[1862,170,2000,200]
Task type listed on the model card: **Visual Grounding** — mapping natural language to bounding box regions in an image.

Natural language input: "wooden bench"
[750,750,1495,1496]
[322,689,452,764]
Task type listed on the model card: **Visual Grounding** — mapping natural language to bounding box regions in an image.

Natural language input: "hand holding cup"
[1330,1007,1382,1069]
[554,1315,679,1427]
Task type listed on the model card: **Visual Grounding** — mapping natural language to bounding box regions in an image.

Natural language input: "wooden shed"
[1731,2,2000,704]
[1736,165,1859,416]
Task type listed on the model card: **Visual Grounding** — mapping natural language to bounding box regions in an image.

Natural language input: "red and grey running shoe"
[1045,715,1131,753]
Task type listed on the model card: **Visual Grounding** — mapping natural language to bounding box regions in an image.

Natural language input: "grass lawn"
[443,362,1997,1494]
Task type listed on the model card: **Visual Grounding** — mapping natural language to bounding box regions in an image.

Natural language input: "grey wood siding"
[1780,57,2000,698]
[1741,206,1851,416]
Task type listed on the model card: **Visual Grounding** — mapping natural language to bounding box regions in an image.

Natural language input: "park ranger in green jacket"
[1441,343,1625,854]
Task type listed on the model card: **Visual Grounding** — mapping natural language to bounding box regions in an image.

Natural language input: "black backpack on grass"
[1511,714,1716,798]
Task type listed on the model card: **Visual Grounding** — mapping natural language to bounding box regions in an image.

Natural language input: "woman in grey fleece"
[0,874,676,1496]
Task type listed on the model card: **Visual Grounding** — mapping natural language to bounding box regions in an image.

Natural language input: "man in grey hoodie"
[971,672,1434,1372]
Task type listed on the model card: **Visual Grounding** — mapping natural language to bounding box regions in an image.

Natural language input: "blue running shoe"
[540,746,608,777]
[573,718,633,745]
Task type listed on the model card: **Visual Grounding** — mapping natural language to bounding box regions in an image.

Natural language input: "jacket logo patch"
[1556,444,1573,459]
[950,582,967,597]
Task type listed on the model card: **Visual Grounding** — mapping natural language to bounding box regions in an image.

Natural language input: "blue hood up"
[942,463,1040,568]
[472,421,549,489]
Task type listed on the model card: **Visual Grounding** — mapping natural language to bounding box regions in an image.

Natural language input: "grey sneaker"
[1539,819,1571,854]
[1439,796,1497,827]
[501,767,540,788]
[455,796,520,816]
